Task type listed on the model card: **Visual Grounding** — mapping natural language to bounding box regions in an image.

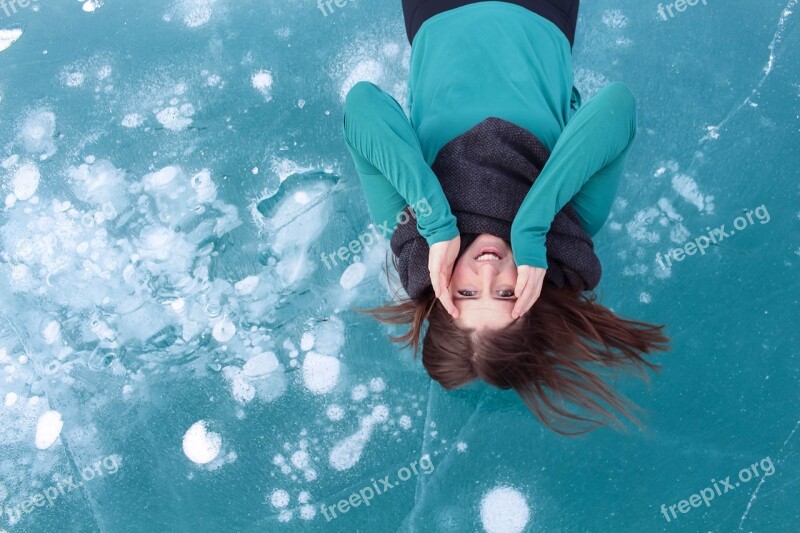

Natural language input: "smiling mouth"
[475,246,504,261]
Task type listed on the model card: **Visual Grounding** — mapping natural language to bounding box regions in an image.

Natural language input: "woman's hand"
[428,235,461,318]
[512,265,546,319]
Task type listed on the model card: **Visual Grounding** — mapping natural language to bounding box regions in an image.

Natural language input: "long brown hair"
[360,267,669,435]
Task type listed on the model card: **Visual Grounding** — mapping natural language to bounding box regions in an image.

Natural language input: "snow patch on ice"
[657,198,683,222]
[155,105,194,131]
[121,113,144,128]
[168,0,219,28]
[672,174,715,213]
[340,59,384,103]
[602,9,628,29]
[669,223,691,244]
[626,207,662,243]
[61,70,86,88]
[573,68,610,100]
[333,33,410,108]
[252,70,274,101]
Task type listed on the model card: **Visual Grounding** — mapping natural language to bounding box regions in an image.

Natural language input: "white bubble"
[82,0,103,13]
[0,29,23,53]
[351,384,368,402]
[242,352,279,377]
[368,377,385,393]
[12,162,41,201]
[299,331,314,352]
[291,450,310,469]
[35,411,64,450]
[182,421,222,465]
[270,489,290,509]
[326,404,345,421]
[480,486,531,533]
[370,405,389,423]
[340,262,367,289]
[302,352,340,395]
[212,316,236,343]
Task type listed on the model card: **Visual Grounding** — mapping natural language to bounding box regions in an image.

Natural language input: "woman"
[342,0,669,434]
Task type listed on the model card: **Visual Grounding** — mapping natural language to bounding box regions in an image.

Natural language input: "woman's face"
[450,234,518,330]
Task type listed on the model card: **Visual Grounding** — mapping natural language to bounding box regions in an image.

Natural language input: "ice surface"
[0,0,797,532]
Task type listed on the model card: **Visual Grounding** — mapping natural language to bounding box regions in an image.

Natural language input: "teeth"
[476,253,500,261]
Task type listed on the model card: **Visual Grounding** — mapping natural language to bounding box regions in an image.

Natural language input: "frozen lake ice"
[0,0,798,531]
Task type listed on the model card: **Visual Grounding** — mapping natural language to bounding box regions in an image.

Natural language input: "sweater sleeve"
[342,81,459,245]
[510,81,638,268]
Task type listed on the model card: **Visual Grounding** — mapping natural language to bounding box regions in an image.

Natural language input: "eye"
[497,290,515,298]
[457,290,477,297]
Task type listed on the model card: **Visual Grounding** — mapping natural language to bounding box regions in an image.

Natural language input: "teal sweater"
[342,1,637,269]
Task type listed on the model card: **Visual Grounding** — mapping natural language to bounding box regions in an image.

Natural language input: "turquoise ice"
[0,0,798,531]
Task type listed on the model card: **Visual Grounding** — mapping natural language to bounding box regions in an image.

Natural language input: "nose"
[477,260,499,290]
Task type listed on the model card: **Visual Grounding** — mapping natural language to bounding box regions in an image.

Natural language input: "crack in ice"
[737,417,800,530]
[700,0,797,143]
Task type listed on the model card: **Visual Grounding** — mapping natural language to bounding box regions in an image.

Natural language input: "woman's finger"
[531,270,545,303]
[513,289,533,319]
[429,262,441,297]
[512,268,530,318]
[514,269,545,318]
[437,271,457,317]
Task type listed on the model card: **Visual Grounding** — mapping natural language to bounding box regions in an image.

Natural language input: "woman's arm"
[342,81,459,245]
[511,81,638,268]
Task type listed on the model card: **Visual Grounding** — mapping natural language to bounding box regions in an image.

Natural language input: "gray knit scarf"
[390,117,601,302]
